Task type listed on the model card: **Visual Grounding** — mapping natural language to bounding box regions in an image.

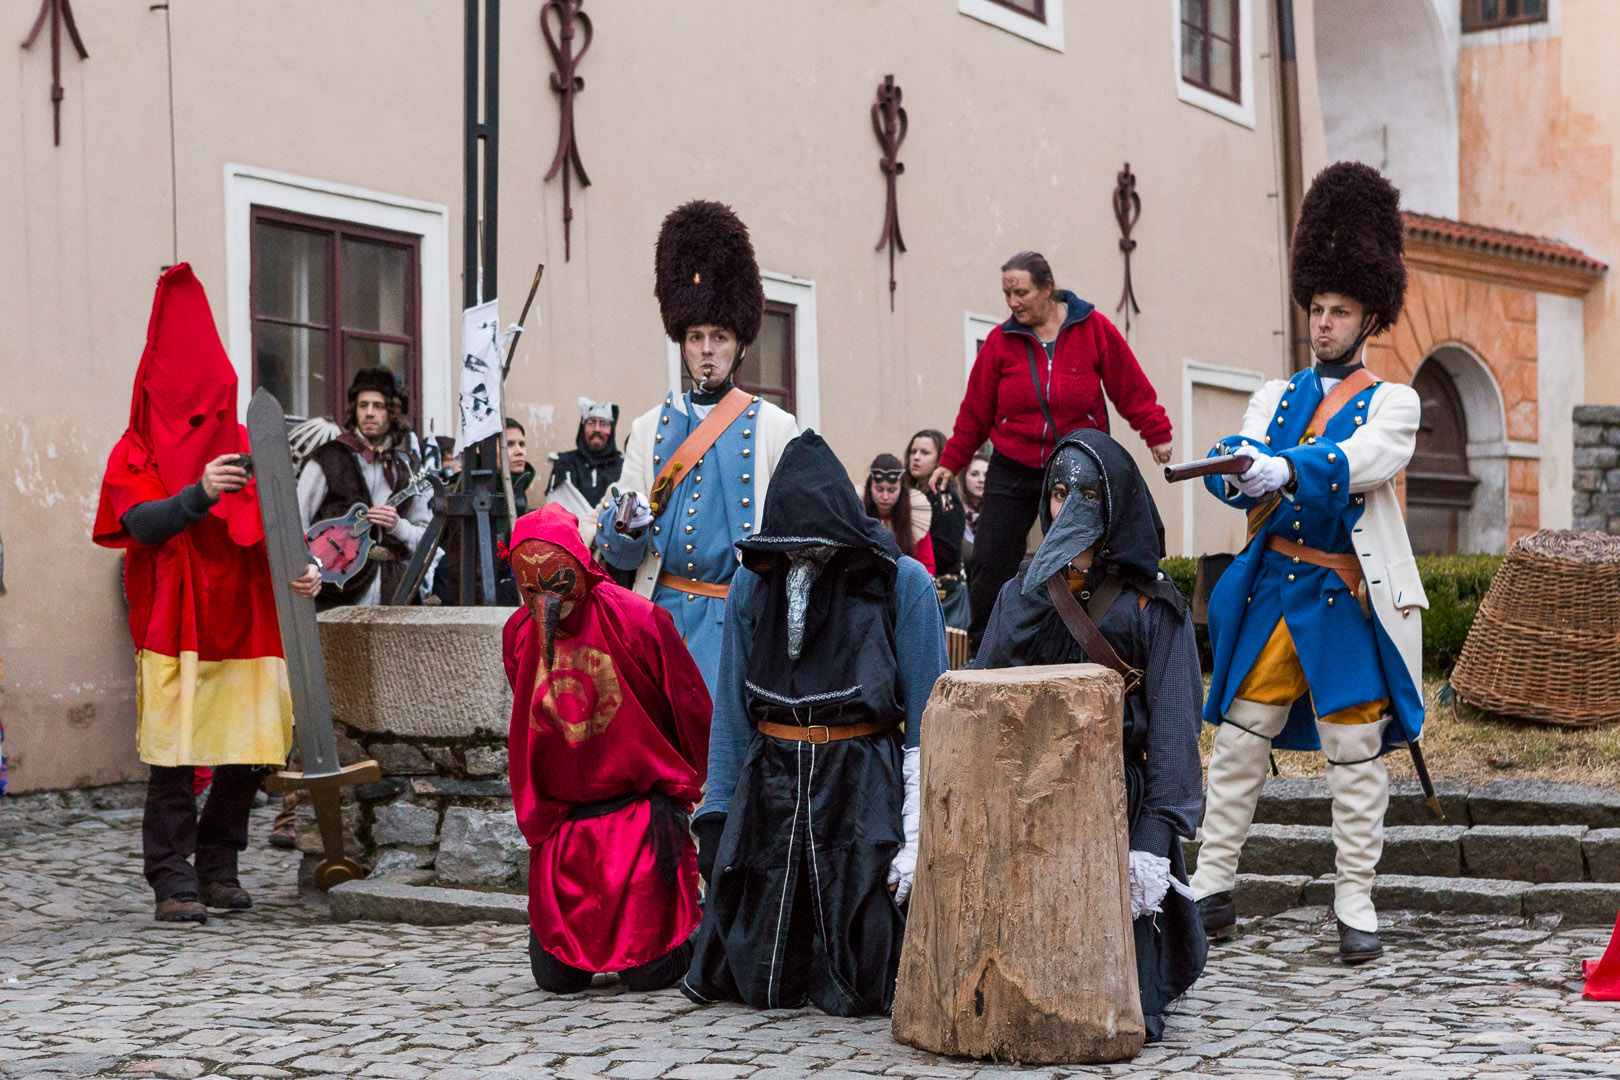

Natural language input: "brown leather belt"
[657,571,729,600]
[1266,535,1368,611]
[756,719,893,744]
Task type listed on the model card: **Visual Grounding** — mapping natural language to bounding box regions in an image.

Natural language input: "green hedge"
[1157,553,1503,675]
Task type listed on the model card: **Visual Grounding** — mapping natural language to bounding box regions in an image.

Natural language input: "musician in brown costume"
[974,428,1207,1043]
[296,367,430,608]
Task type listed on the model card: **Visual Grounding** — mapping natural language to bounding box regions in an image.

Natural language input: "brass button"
[1293,521,1302,532]
[685,544,694,553]
[1331,483,1339,492]
[697,457,705,468]
[1281,401,1290,409]
[1292,556,1300,564]
[743,522,752,531]
[687,508,696,516]
[1276,417,1284,426]
[741,498,751,507]
[661,416,669,425]
[742,449,751,458]
[1307,437,1317,445]
[1287,574,1296,583]
[1357,401,1366,409]
[692,492,701,501]
[743,429,753,438]
[653,526,661,535]
[1355,495,1364,504]
[1293,504,1302,511]
[1265,437,1273,446]
[685,525,694,534]
[747,410,756,418]
[694,474,703,483]
[1287,382,1296,391]
[1327,453,1337,463]
[687,562,695,571]
[654,456,662,465]
[741,473,751,483]
[752,395,761,403]
[686,594,695,602]
[1354,417,1364,426]
[656,433,664,443]
[1327,597,1336,607]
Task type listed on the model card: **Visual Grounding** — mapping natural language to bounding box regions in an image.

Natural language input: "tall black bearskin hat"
[347,365,407,412]
[1290,162,1407,332]
[654,200,764,344]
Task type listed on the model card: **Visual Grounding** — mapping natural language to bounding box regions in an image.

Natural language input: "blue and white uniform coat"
[1202,369,1428,753]
[598,390,799,694]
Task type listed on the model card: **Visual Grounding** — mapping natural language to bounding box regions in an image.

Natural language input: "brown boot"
[199,881,253,910]
[154,892,208,924]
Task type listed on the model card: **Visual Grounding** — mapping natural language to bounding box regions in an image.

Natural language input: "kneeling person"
[974,429,1207,1043]
[682,432,948,1017]
[505,505,712,992]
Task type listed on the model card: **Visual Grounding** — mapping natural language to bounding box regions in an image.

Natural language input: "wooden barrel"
[892,664,1144,1065]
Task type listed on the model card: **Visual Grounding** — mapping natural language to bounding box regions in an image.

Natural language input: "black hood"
[737,430,900,563]
[1036,428,1166,586]
[573,407,622,469]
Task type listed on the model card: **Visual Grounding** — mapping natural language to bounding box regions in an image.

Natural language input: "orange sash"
[647,388,752,517]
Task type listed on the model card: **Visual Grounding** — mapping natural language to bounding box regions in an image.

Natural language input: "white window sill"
[958,0,1064,52]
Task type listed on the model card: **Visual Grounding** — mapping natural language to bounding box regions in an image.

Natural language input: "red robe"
[92,264,291,767]
[505,505,712,972]
[1585,913,1620,1000]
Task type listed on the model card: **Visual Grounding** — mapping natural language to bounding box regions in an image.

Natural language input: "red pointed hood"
[121,263,261,544]
[510,504,610,592]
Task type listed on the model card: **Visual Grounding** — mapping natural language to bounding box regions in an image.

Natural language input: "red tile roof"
[1404,212,1607,276]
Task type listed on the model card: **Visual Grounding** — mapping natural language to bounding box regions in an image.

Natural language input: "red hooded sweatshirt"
[505,504,712,972]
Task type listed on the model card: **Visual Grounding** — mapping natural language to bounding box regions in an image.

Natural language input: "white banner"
[455,299,504,455]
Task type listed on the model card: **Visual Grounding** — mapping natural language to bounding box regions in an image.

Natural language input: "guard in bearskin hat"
[296,366,430,607]
[1190,163,1426,964]
[595,200,799,697]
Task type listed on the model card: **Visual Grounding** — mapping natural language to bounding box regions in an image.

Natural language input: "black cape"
[684,431,908,1017]
[974,428,1207,1043]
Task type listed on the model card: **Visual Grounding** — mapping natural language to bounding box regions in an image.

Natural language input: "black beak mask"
[1025,444,1107,595]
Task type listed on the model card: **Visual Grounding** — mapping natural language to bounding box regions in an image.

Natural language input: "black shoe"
[1197,891,1237,940]
[1337,919,1383,964]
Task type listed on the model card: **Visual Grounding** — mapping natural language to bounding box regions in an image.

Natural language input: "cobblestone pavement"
[3,806,1619,1080]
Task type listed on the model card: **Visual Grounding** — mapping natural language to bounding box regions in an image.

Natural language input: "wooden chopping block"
[892,664,1144,1064]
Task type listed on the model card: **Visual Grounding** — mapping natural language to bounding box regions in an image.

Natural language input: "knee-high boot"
[1317,718,1390,934]
[1189,700,1291,901]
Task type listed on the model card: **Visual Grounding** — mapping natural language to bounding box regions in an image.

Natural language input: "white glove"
[888,746,921,905]
[620,490,653,532]
[1231,445,1292,498]
[1127,849,1194,920]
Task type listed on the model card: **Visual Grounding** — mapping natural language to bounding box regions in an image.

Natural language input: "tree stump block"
[892,665,1144,1064]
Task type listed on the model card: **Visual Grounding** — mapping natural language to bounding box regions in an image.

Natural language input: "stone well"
[291,606,528,890]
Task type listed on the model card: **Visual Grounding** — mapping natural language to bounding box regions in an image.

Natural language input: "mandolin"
[305,465,434,589]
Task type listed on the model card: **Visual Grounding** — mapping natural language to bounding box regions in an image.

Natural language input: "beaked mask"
[785,545,837,660]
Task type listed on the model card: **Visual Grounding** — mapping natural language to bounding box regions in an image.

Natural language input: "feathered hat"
[1290,162,1407,333]
[654,200,764,344]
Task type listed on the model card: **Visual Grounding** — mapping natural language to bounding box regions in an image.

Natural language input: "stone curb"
[327,879,528,926]
[1230,874,1620,924]
[1250,777,1620,829]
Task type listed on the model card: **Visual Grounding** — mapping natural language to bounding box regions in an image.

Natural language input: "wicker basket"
[1451,529,1620,727]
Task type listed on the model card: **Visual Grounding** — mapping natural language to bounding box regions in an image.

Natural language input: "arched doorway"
[1405,347,1508,554]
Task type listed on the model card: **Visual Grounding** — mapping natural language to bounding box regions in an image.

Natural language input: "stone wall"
[295,606,528,891]
[1572,405,1620,534]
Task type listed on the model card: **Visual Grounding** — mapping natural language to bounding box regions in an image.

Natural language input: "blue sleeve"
[695,566,757,823]
[595,504,652,571]
[893,558,948,750]
[1202,437,1262,509]
[1276,436,1352,514]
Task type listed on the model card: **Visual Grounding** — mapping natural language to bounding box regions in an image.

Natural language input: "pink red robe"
[504,505,712,972]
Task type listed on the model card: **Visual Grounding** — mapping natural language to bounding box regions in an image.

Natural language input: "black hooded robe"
[973,428,1207,1043]
[682,432,947,1017]
[545,410,623,509]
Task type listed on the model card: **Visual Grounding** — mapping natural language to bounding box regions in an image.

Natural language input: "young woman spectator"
[960,448,991,563]
[864,454,934,575]
[928,251,1174,644]
[906,430,969,630]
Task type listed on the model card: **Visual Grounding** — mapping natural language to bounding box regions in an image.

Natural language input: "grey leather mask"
[785,545,837,659]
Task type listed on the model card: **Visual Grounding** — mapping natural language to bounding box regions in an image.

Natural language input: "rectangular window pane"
[988,0,1043,18]
[748,308,791,395]
[1181,25,1206,85]
[1181,0,1206,28]
[253,222,329,324]
[1209,0,1234,39]
[1482,0,1499,20]
[1209,37,1236,99]
[343,338,408,390]
[256,321,329,420]
[341,238,409,335]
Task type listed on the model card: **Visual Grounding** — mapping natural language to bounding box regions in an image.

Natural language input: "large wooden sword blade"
[247,388,380,889]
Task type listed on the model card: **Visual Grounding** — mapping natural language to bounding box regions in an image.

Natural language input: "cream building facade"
[3,0,1326,792]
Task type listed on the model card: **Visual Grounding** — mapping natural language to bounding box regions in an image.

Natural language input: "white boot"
[1317,717,1390,935]
[1189,699,1291,901]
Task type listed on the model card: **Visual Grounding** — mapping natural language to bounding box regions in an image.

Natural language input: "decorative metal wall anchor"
[20,0,88,147]
[1113,162,1142,332]
[871,74,908,311]
[541,0,592,260]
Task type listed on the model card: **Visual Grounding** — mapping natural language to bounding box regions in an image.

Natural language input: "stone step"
[1230,873,1620,924]
[328,877,528,926]
[1186,824,1620,883]
[1252,777,1620,828]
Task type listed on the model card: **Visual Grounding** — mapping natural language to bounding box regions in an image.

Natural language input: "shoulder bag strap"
[647,388,753,518]
[1022,339,1060,465]
[1044,573,1142,693]
[1083,574,1127,625]
[1304,367,1380,439]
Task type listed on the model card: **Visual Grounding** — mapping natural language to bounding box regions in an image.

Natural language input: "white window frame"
[1180,359,1266,554]
[222,163,453,435]
[1171,0,1256,130]
[664,270,821,431]
[964,311,1002,382]
[958,0,1065,52]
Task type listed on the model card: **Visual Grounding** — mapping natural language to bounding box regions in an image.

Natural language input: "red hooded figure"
[93,264,292,768]
[505,504,711,989]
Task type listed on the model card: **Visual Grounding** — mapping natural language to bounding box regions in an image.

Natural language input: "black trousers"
[528,929,693,993]
[142,764,266,900]
[966,452,1047,645]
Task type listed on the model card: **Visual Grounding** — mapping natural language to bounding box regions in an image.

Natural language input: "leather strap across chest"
[1044,573,1143,693]
[648,388,753,517]
[1245,368,1380,547]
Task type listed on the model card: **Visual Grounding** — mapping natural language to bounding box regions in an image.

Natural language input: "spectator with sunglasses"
[863,454,934,575]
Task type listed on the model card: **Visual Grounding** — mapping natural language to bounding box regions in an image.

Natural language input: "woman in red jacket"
[929,251,1173,642]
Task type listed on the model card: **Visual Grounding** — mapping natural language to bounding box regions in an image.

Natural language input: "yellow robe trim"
[135,650,294,767]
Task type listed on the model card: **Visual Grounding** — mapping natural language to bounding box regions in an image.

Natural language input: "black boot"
[1337,919,1383,964]
[1197,891,1237,940]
